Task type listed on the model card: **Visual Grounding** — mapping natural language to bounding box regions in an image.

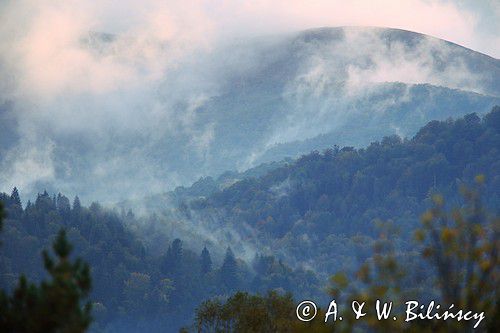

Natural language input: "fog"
[0,4,498,331]
[0,0,498,204]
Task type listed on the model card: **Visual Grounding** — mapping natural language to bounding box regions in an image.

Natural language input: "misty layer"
[0,25,499,202]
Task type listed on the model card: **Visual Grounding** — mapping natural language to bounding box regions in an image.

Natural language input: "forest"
[0,190,319,331]
[0,107,499,332]
[180,107,500,277]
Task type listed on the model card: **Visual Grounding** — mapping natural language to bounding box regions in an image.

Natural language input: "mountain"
[0,190,321,332]
[167,108,500,276]
[185,27,500,169]
[1,108,499,332]
[0,27,499,202]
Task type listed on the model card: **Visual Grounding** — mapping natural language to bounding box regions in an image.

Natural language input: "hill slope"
[1,27,499,202]
[173,107,500,274]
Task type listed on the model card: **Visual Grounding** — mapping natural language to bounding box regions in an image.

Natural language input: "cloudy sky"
[2,0,498,58]
[1,0,499,54]
[0,0,498,202]
[0,0,497,102]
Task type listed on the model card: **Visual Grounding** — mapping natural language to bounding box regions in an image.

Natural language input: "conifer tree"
[6,188,23,220]
[57,194,71,219]
[171,239,183,260]
[162,239,184,277]
[219,247,239,291]
[171,239,183,277]
[0,202,4,231]
[10,188,21,207]
[73,196,81,212]
[0,228,92,332]
[200,247,212,274]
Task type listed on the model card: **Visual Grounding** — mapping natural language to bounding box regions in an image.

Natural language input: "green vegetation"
[329,179,499,332]
[0,205,92,332]
[190,182,499,332]
[185,108,500,277]
[0,191,316,331]
[0,108,499,332]
[188,291,330,333]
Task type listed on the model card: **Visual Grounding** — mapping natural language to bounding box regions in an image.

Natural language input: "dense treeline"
[1,107,499,332]
[0,225,92,333]
[0,190,319,332]
[181,108,500,276]
[188,182,499,332]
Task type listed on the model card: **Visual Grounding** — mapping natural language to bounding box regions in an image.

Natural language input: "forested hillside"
[179,107,500,276]
[0,191,319,332]
[1,107,499,332]
[186,180,499,332]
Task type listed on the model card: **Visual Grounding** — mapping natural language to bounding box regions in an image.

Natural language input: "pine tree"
[57,194,71,217]
[10,187,21,207]
[35,191,54,211]
[219,247,239,291]
[171,239,183,277]
[200,246,212,274]
[73,196,81,212]
[8,187,23,219]
[0,227,92,332]
[0,202,4,231]
[171,239,183,260]
[162,239,183,277]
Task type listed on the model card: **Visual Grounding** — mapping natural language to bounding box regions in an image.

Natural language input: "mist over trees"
[0,0,499,330]
[190,182,499,332]
[0,204,92,333]
[179,108,500,276]
[0,190,319,332]
[0,107,499,332]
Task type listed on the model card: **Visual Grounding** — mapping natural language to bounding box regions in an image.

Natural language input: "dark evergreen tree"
[200,247,212,274]
[56,194,71,219]
[219,247,239,291]
[72,196,81,212]
[0,202,4,231]
[171,239,183,258]
[35,191,54,212]
[8,188,22,219]
[0,224,92,332]
[162,239,183,277]
[171,239,183,276]
[10,188,21,207]
[162,245,173,274]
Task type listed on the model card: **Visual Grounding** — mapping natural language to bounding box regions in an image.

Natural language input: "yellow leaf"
[440,227,456,243]
[475,174,485,184]
[414,229,425,242]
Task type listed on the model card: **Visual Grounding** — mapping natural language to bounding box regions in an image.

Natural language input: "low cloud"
[0,0,497,202]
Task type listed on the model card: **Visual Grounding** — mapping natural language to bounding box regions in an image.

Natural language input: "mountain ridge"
[1,26,499,203]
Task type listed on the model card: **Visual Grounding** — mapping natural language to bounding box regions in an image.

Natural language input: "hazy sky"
[0,0,498,101]
[0,0,498,202]
[1,0,498,59]
[202,0,500,57]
